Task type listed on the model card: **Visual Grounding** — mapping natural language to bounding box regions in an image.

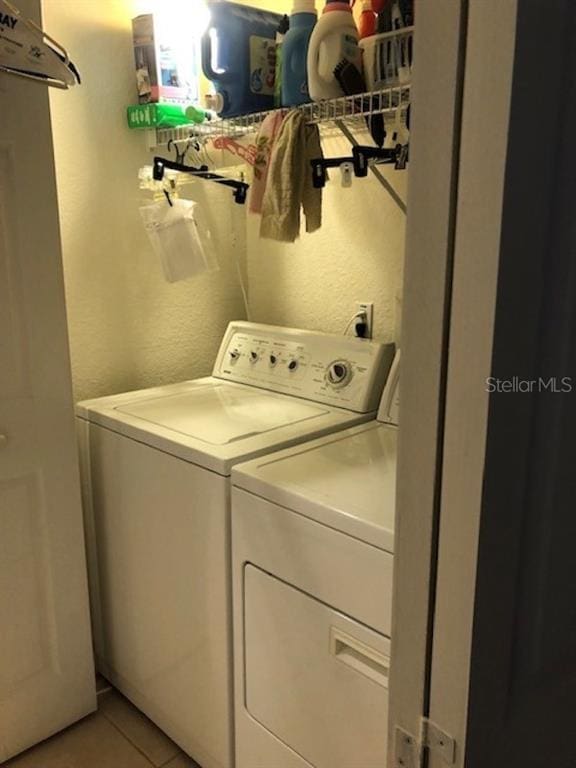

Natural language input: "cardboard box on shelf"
[132,14,199,105]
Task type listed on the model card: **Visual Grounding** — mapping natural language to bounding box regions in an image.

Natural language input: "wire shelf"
[151,85,410,148]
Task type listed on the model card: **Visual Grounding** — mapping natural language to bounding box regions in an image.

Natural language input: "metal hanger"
[0,0,80,88]
[310,145,400,189]
[167,138,193,166]
[153,157,249,205]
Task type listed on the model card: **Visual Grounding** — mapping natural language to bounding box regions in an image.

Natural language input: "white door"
[391,1,576,767]
[0,1,96,761]
[386,0,468,762]
[428,2,576,767]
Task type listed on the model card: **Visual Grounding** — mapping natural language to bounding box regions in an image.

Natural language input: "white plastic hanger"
[0,0,80,88]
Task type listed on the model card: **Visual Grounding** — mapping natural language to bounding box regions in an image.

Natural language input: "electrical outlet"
[356,302,374,339]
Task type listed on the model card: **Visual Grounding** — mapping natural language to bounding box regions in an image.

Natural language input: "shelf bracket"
[335,119,407,215]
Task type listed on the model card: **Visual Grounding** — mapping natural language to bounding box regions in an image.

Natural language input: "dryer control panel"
[213,322,395,413]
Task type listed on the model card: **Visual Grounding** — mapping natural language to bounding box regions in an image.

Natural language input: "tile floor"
[5,677,200,768]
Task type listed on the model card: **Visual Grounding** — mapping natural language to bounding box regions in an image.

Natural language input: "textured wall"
[243,3,407,341]
[247,133,407,342]
[45,0,247,402]
[45,0,405,403]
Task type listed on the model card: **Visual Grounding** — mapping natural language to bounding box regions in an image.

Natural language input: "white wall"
[247,132,406,341]
[44,0,405,403]
[45,0,247,402]
[243,0,407,339]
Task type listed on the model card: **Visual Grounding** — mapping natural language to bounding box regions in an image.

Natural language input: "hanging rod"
[148,85,411,148]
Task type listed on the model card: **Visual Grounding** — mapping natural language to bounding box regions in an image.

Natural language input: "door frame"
[425,1,518,766]
[439,1,576,766]
[387,0,469,763]
[388,0,520,765]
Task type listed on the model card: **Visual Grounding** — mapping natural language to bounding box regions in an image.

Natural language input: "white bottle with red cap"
[307,0,362,101]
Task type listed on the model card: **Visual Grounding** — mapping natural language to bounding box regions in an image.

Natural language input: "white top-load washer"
[76,322,394,768]
[231,351,400,768]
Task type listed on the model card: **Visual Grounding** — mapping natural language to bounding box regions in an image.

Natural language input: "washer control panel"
[214,322,395,413]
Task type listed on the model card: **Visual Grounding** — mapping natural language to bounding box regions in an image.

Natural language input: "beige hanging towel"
[260,109,324,243]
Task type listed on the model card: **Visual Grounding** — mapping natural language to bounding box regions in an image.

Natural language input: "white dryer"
[231,351,400,768]
[76,322,394,768]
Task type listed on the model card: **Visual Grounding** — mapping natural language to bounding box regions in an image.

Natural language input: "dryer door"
[244,565,390,768]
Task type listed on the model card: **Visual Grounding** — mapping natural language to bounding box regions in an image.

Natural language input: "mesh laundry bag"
[140,198,219,283]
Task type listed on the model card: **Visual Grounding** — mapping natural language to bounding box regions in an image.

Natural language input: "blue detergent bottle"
[282,0,317,106]
[202,2,283,118]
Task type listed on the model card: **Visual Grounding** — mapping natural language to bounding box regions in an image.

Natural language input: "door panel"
[387,0,468,763]
[426,2,576,767]
[0,0,95,760]
[0,471,54,692]
[0,147,30,398]
[425,3,518,766]
[463,3,576,766]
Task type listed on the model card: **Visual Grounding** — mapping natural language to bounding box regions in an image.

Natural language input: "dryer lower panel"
[232,488,393,768]
[244,566,390,768]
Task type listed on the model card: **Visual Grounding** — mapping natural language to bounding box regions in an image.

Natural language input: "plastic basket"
[360,26,414,90]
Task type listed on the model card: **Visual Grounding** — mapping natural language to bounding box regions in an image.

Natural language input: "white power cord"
[230,217,251,321]
[235,255,251,321]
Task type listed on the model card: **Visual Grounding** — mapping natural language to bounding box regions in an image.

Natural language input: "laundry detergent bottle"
[201,1,283,117]
[307,0,362,101]
[281,0,317,107]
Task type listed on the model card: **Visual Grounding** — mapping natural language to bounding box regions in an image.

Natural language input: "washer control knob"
[288,359,299,372]
[229,350,240,362]
[327,360,352,387]
[250,351,259,363]
[269,354,278,367]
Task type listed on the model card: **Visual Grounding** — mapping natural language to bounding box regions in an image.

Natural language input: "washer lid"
[115,383,328,445]
[233,422,396,552]
[77,378,372,476]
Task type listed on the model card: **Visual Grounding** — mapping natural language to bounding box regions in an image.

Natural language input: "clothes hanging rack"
[335,120,407,213]
[152,156,249,205]
[146,86,410,212]
[147,86,410,148]
[311,145,403,186]
[310,140,408,213]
